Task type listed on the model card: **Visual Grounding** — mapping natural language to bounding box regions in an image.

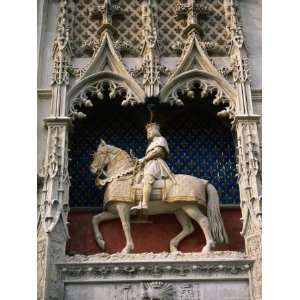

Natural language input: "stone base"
[65,281,249,300]
[57,252,253,300]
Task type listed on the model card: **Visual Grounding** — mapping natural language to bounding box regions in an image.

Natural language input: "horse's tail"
[206,183,229,244]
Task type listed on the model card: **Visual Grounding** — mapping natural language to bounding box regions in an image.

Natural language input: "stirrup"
[131,202,142,211]
[131,202,148,211]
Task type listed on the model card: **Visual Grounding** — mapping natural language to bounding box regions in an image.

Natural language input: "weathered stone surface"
[64,281,249,300]
[37,1,262,299]
[64,251,248,263]
[59,252,252,300]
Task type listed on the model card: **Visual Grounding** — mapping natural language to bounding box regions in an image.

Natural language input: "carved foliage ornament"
[51,0,73,86]
[171,39,227,56]
[224,0,244,49]
[59,261,252,280]
[69,80,139,119]
[175,0,212,21]
[231,56,250,85]
[236,122,260,181]
[40,124,70,234]
[162,79,235,120]
[89,0,123,25]
[236,121,261,238]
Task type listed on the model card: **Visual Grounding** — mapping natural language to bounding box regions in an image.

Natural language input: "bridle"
[94,146,123,177]
[93,145,137,187]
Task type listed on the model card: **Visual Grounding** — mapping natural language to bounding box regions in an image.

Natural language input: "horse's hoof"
[96,238,105,250]
[170,245,180,254]
[201,240,215,254]
[201,245,210,254]
[121,244,134,254]
[170,250,182,255]
[121,248,130,254]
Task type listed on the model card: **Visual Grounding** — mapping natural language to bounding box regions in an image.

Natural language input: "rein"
[95,148,140,187]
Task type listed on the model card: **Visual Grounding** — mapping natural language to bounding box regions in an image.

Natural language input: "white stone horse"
[90,140,228,254]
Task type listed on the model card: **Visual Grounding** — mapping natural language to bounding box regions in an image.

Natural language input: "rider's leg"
[131,175,154,211]
[141,174,154,209]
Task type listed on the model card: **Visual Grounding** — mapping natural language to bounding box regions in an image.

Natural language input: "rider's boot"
[141,183,151,209]
[131,183,152,211]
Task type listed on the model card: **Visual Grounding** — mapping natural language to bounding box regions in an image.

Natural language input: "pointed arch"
[161,69,237,119]
[66,31,145,118]
[170,35,221,79]
[161,34,237,117]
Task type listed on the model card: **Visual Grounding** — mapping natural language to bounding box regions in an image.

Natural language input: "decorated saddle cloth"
[103,174,208,207]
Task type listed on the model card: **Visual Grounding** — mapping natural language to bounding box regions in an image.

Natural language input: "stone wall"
[37,1,262,299]
[239,0,262,91]
[67,208,244,255]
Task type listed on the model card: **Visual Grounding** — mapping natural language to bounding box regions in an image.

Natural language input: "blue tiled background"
[69,100,239,207]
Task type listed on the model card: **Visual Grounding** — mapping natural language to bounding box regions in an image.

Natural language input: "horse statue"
[90,140,228,254]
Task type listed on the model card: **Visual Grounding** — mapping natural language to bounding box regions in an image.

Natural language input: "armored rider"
[131,122,176,211]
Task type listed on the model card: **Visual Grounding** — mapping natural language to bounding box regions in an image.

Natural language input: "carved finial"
[141,0,161,98]
[51,0,73,87]
[89,0,123,38]
[175,0,212,38]
[225,0,244,49]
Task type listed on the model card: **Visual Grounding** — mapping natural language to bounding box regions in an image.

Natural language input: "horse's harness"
[95,147,140,187]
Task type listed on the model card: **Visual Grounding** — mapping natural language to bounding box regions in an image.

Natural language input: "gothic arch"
[66,71,145,119]
[161,69,237,120]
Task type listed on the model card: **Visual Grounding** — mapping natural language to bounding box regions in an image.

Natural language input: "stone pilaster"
[38,1,72,299]
[234,115,262,300]
[38,217,68,300]
[225,1,262,297]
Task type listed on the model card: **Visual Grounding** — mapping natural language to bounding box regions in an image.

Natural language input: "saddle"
[131,179,168,202]
[103,175,207,207]
[132,179,166,189]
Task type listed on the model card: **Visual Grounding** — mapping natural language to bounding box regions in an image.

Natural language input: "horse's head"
[90,139,133,178]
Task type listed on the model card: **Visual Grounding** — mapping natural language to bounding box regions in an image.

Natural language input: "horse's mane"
[103,144,132,164]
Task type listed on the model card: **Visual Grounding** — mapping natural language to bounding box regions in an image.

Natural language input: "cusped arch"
[160,69,238,119]
[66,71,145,119]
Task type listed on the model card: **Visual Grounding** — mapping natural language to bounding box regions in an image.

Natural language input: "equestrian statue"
[90,122,228,254]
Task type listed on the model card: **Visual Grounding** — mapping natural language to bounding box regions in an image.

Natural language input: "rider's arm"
[142,146,166,163]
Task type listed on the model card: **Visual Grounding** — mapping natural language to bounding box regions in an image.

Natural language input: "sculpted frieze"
[59,253,253,282]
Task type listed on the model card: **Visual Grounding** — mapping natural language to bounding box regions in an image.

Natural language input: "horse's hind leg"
[182,204,215,253]
[170,210,194,253]
[92,211,118,250]
[116,203,134,254]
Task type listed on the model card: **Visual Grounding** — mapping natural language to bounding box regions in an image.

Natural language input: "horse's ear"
[100,139,107,145]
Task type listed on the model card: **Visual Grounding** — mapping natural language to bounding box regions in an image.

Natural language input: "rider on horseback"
[131,122,176,211]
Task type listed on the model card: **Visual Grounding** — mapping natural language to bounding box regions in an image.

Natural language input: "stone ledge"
[63,251,249,264]
[57,252,253,284]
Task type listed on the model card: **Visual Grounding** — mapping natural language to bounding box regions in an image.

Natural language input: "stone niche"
[58,252,253,300]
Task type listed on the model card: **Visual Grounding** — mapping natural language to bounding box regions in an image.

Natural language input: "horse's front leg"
[92,210,118,250]
[116,203,134,254]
